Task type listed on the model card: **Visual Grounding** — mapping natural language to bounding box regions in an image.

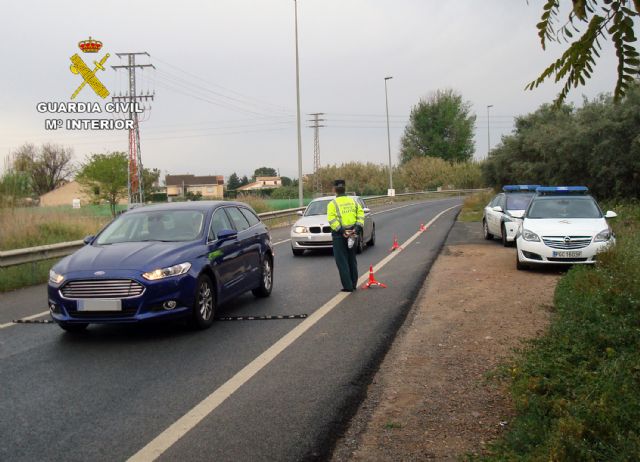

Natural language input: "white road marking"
[127,204,460,461]
[0,310,50,329]
[272,239,291,246]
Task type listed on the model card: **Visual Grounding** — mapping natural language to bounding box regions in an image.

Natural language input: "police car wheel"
[483,220,493,240]
[516,246,528,271]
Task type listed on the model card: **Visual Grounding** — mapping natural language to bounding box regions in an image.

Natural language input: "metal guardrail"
[0,188,488,269]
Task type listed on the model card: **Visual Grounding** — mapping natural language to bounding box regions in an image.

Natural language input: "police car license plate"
[552,251,582,258]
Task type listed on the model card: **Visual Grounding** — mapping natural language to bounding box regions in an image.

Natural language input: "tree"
[11,143,74,196]
[528,1,639,103]
[227,172,241,190]
[253,167,278,180]
[399,90,476,165]
[76,152,128,216]
[280,176,293,187]
[0,170,32,208]
[240,175,250,186]
[142,168,160,196]
[482,83,640,199]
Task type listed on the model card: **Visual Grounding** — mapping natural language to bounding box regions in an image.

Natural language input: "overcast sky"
[0,0,620,181]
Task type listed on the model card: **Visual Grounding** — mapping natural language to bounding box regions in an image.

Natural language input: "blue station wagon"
[47,201,274,332]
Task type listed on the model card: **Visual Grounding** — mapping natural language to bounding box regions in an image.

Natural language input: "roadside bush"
[269,186,299,200]
[235,194,270,214]
[480,202,640,461]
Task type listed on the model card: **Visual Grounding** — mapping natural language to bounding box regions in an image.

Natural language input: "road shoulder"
[331,221,561,460]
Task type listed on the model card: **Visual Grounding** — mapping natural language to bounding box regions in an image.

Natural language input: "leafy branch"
[527,0,639,103]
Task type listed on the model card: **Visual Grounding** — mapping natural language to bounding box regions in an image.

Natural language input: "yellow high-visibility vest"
[327,196,365,232]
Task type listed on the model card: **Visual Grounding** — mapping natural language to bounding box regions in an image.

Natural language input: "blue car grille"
[542,236,592,250]
[60,279,145,299]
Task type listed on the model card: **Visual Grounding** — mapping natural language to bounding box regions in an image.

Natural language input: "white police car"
[483,185,540,246]
[514,186,617,270]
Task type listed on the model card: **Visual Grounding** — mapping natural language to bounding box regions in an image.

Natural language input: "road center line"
[127,203,460,461]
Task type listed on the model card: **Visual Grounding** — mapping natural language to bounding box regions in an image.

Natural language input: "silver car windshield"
[96,210,205,244]
[528,197,602,219]
[304,200,331,216]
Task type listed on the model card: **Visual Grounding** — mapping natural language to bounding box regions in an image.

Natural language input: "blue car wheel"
[191,274,216,329]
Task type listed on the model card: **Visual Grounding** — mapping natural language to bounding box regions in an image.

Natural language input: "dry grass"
[235,194,271,214]
[0,207,108,251]
[458,190,494,222]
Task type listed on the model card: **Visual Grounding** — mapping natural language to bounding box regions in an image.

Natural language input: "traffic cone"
[419,223,426,232]
[362,265,387,289]
[390,234,402,252]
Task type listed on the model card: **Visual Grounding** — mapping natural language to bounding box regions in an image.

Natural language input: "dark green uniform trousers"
[332,235,358,291]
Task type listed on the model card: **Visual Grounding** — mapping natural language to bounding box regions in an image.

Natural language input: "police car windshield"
[96,210,205,244]
[305,200,331,216]
[506,193,534,210]
[527,197,602,219]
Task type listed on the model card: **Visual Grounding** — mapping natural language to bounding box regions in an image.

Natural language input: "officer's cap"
[333,179,346,187]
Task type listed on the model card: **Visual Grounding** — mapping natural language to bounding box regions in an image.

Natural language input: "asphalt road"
[0,197,461,462]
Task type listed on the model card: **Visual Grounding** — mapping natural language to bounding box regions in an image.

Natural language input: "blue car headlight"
[49,269,64,284]
[142,262,192,281]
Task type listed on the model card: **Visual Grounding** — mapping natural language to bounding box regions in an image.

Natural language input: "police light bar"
[502,185,541,192]
[536,186,589,195]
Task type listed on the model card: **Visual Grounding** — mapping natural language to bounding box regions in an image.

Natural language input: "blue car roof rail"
[535,186,589,195]
[502,185,542,192]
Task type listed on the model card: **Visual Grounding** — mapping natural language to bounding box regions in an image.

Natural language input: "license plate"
[552,251,582,258]
[77,299,122,311]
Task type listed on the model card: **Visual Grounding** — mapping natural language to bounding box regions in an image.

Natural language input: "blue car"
[48,201,274,332]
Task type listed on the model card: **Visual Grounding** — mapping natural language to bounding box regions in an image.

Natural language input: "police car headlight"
[522,229,540,242]
[49,269,64,284]
[594,229,612,242]
[293,226,308,234]
[142,262,191,281]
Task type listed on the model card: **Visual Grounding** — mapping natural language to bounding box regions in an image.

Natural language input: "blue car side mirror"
[217,229,238,241]
[83,235,95,245]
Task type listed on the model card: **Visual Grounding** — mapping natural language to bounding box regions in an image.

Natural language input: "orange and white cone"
[362,265,387,289]
[390,234,402,252]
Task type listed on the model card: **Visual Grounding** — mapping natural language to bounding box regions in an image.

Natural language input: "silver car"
[290,196,376,256]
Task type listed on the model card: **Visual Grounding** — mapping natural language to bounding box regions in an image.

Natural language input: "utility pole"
[384,76,394,194]
[307,112,325,194]
[111,52,155,207]
[294,0,304,207]
[487,104,493,157]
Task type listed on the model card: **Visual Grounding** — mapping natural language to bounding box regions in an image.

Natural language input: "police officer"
[327,180,365,292]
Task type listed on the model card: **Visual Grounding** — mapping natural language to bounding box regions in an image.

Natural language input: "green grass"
[0,258,59,292]
[475,201,640,461]
[458,190,494,222]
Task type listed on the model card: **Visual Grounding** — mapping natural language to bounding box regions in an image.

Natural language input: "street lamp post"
[487,104,493,157]
[294,0,303,206]
[384,76,393,194]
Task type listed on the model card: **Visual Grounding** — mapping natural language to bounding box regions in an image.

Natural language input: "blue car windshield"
[528,197,602,219]
[506,193,534,210]
[96,210,205,244]
[305,200,331,216]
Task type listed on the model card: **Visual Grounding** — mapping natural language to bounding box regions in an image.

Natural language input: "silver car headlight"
[594,228,612,242]
[293,226,308,234]
[522,229,540,242]
[49,269,64,284]
[142,262,191,281]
